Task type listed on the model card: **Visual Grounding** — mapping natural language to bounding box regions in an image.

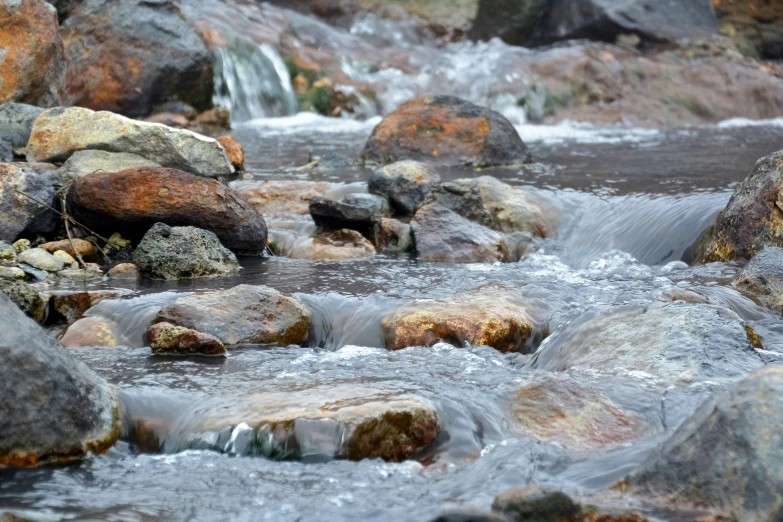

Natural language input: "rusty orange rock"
[67,167,268,254]
[217,135,245,170]
[60,0,213,117]
[362,95,529,167]
[0,0,64,107]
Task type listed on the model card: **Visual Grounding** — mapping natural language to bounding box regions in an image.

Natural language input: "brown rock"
[67,167,268,255]
[372,218,413,252]
[714,0,783,59]
[143,113,190,128]
[512,374,646,451]
[690,149,783,263]
[0,0,64,107]
[40,239,97,261]
[362,95,529,167]
[60,0,213,117]
[381,285,533,352]
[146,322,226,356]
[216,135,245,170]
[59,316,119,347]
[195,107,230,133]
[42,290,128,325]
[106,263,140,280]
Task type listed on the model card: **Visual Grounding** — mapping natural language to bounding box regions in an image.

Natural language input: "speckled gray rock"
[0,280,46,322]
[57,150,160,181]
[0,103,45,149]
[527,301,765,386]
[0,291,119,466]
[411,203,510,263]
[368,161,440,216]
[733,246,783,315]
[154,284,311,346]
[26,107,233,177]
[17,248,65,272]
[0,163,58,242]
[309,194,390,237]
[133,223,239,280]
[425,179,496,229]
[634,366,783,522]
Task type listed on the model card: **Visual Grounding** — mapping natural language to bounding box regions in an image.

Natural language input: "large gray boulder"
[0,163,58,242]
[154,285,312,346]
[733,246,783,315]
[633,366,783,522]
[368,161,440,216]
[26,107,233,177]
[57,150,160,181]
[471,0,718,47]
[411,203,510,263]
[0,292,119,466]
[0,103,44,149]
[133,223,240,280]
[527,301,765,386]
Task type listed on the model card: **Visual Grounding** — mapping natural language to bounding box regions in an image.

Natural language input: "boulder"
[60,0,213,117]
[40,238,96,261]
[154,285,312,346]
[368,160,440,216]
[58,316,118,347]
[381,285,533,352]
[0,0,64,107]
[492,486,646,522]
[146,322,226,356]
[127,384,438,462]
[67,167,267,255]
[689,149,783,263]
[132,223,240,280]
[272,229,376,260]
[471,0,718,47]
[362,96,529,167]
[527,302,765,386]
[57,150,161,181]
[216,135,244,170]
[17,248,64,272]
[733,246,783,315]
[106,263,140,280]
[308,194,390,237]
[411,203,510,263]
[0,164,59,243]
[714,0,783,60]
[0,292,119,466]
[633,366,783,522]
[0,103,44,149]
[0,280,46,322]
[372,218,413,253]
[26,107,233,177]
[512,373,646,451]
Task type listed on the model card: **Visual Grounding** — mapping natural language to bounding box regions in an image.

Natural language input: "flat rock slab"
[26,107,233,177]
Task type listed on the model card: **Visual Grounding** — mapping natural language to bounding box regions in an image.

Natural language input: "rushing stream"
[2,116,783,521]
[3,1,783,520]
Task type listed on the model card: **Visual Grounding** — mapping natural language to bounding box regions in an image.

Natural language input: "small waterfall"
[212,42,298,123]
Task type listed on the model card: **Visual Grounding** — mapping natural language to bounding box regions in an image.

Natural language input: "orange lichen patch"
[512,376,646,451]
[0,0,63,105]
[216,135,245,170]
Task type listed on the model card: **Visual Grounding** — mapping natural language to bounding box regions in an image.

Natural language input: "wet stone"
[309,194,390,237]
[368,160,440,216]
[59,316,119,347]
[732,246,783,315]
[0,279,46,322]
[146,322,226,356]
[106,263,140,280]
[272,229,376,261]
[372,217,413,252]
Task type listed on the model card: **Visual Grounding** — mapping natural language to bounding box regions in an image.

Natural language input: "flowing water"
[3,3,783,521]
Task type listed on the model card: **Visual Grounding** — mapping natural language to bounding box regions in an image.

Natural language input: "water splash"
[212,42,297,123]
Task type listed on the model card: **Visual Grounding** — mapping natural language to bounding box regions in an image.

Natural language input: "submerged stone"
[40,289,129,325]
[154,285,311,346]
[0,292,119,467]
[273,229,376,261]
[59,316,119,347]
[633,366,783,522]
[126,385,438,463]
[527,302,765,386]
